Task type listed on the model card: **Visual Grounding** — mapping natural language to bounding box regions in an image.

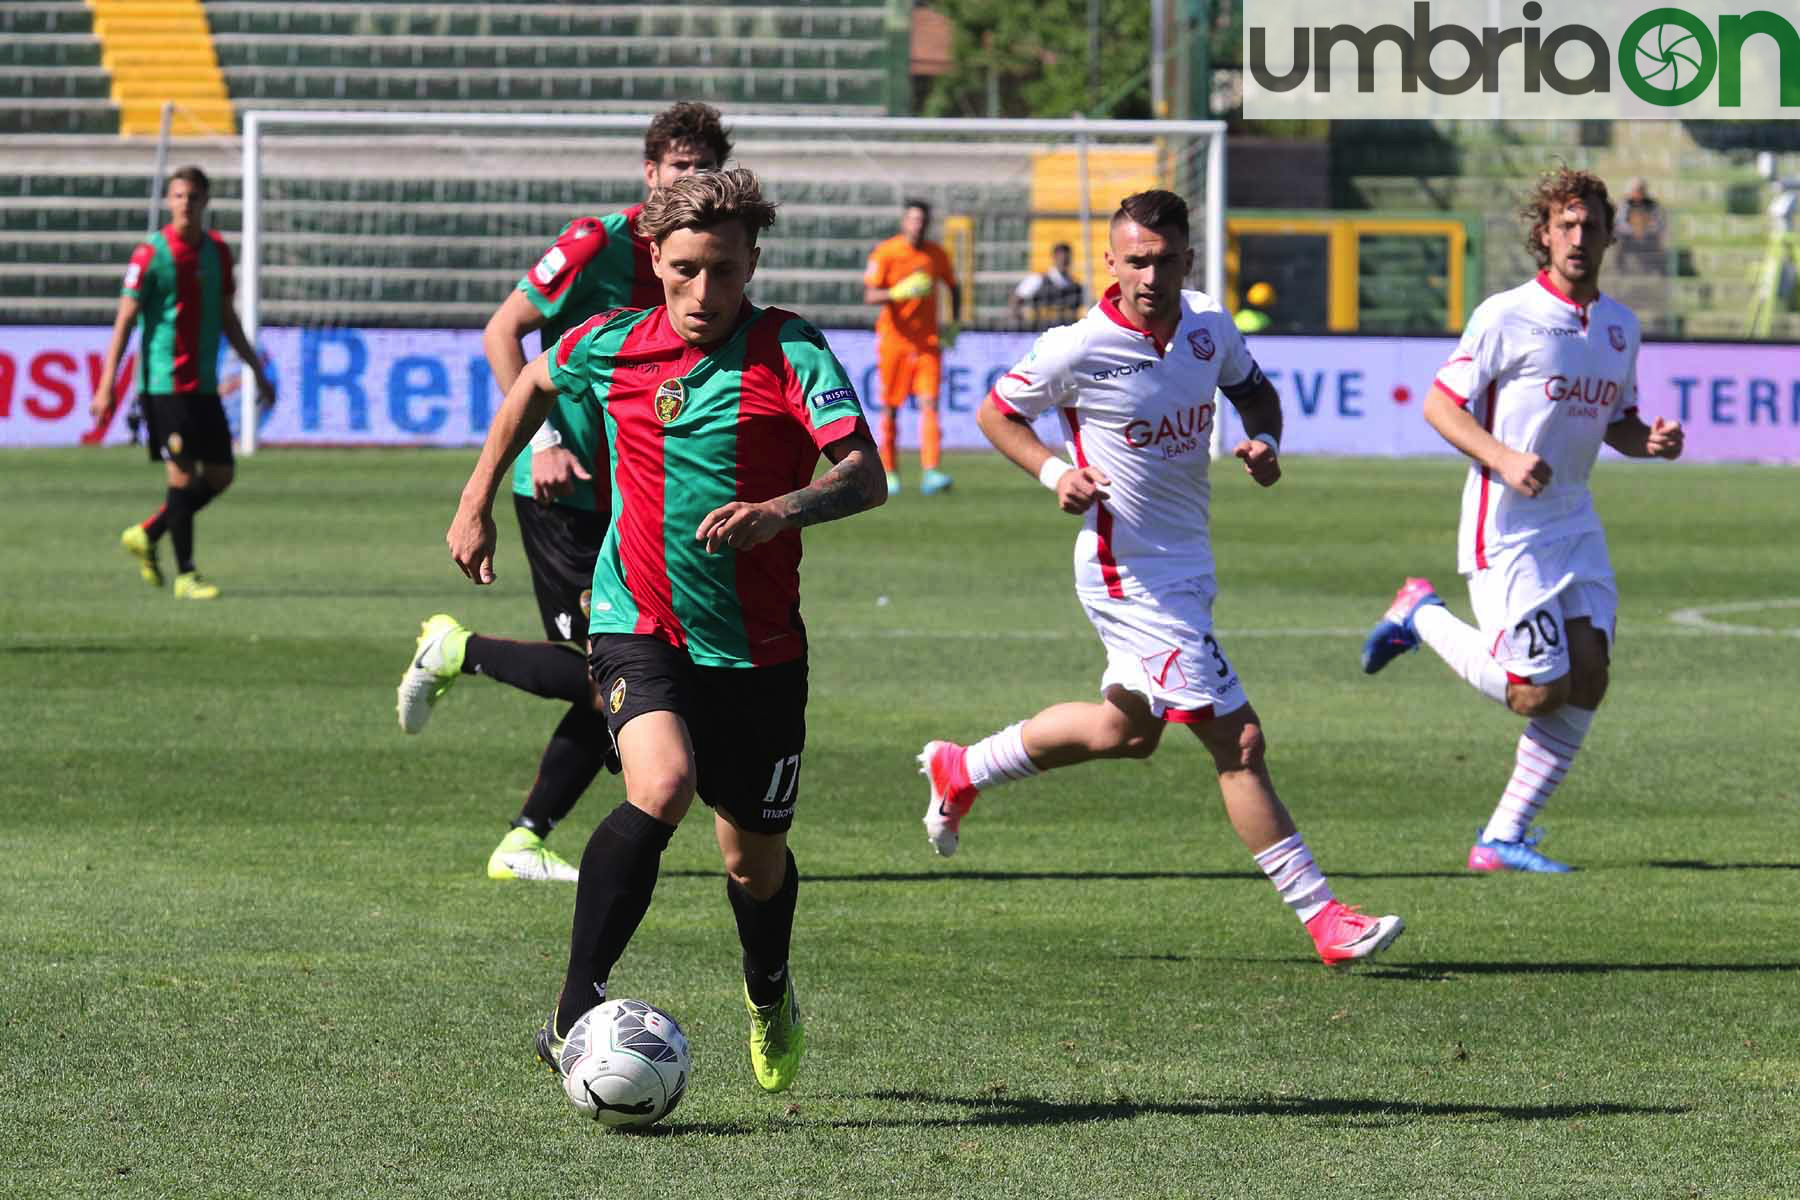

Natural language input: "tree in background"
[919,0,1154,119]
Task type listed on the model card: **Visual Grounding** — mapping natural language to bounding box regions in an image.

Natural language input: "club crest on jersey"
[609,678,627,713]
[1608,324,1626,352]
[655,378,686,424]
[1188,329,1216,361]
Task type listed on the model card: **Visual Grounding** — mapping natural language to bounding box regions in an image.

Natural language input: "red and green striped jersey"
[121,224,235,395]
[548,303,868,668]
[510,206,660,513]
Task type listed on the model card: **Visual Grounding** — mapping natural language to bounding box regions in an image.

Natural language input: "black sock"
[143,500,170,541]
[558,802,678,1036]
[187,478,217,514]
[165,486,197,573]
[516,704,611,833]
[727,849,799,1008]
[462,635,590,703]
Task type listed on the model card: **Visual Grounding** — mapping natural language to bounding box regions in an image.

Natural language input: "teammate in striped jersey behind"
[91,165,276,599]
[1361,166,1684,873]
[919,189,1405,968]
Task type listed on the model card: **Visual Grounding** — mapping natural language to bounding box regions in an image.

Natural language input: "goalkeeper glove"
[938,322,960,351]
[888,270,934,301]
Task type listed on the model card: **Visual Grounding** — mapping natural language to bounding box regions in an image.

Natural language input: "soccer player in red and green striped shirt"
[396,103,734,885]
[91,165,276,599]
[449,168,885,1096]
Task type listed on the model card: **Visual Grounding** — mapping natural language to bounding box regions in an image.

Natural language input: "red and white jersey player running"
[919,188,1405,968]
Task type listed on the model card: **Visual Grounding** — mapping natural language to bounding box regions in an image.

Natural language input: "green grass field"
[4,447,1797,1199]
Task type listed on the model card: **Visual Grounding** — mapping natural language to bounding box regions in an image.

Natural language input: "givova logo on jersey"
[1544,374,1622,418]
[1124,402,1215,459]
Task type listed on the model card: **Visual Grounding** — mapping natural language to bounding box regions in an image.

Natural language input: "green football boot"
[535,1011,569,1078]
[488,826,579,882]
[172,571,218,600]
[395,613,469,734]
[120,524,163,587]
[745,974,805,1093]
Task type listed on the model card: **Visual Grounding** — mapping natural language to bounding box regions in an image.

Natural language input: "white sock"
[1414,603,1510,706]
[1253,833,1335,925]
[1482,705,1596,843]
[965,721,1040,791]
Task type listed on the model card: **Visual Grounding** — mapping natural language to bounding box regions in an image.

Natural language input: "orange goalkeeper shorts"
[876,338,942,409]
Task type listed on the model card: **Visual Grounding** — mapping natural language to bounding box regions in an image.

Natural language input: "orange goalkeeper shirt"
[865,236,957,348]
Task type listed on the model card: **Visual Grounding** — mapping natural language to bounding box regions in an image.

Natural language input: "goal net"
[236,112,1227,453]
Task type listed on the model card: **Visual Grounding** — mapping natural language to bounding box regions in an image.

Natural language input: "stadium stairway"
[88,0,235,136]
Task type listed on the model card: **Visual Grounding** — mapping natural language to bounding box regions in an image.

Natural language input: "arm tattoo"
[773,452,882,528]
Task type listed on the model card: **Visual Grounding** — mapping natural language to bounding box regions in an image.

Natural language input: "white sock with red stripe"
[964,722,1040,791]
[1253,833,1334,924]
[1482,704,1596,843]
[1413,603,1509,706]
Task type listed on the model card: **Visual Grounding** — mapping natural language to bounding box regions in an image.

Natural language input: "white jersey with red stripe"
[1435,271,1640,574]
[991,286,1263,600]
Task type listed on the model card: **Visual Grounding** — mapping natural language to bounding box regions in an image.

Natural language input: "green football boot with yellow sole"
[120,525,163,587]
[745,975,805,1093]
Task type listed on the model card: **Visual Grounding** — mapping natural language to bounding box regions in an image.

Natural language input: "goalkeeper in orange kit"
[863,198,961,496]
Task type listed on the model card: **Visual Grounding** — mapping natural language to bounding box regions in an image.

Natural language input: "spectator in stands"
[1010,242,1085,327]
[1235,281,1276,333]
[1615,178,1668,274]
[92,165,276,600]
[865,199,961,496]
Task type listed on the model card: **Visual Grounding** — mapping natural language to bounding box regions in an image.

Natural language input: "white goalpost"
[236,111,1228,455]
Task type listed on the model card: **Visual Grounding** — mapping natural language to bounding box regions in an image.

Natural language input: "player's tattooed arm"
[696,430,886,553]
[779,436,887,526]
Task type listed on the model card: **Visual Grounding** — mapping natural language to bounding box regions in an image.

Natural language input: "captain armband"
[1218,363,1268,402]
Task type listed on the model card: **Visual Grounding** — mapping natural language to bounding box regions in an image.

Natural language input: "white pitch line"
[6,607,1797,653]
[810,627,1367,641]
[1666,598,1800,638]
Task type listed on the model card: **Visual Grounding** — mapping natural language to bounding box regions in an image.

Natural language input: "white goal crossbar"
[237,111,1228,454]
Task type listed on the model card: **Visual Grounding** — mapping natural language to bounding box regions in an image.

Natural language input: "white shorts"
[1466,529,1617,683]
[1078,579,1248,722]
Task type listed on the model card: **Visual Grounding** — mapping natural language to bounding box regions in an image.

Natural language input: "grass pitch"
[3,447,1797,1199]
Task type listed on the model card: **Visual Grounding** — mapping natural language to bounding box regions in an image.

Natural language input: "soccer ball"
[559,999,691,1128]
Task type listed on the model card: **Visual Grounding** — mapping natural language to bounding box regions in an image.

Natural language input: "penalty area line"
[1667,598,1800,638]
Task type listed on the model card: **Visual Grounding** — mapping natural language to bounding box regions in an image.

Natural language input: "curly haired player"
[1361,166,1684,873]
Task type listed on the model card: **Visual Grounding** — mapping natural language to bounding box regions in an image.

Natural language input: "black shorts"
[588,634,807,835]
[142,393,232,465]
[513,492,606,643]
